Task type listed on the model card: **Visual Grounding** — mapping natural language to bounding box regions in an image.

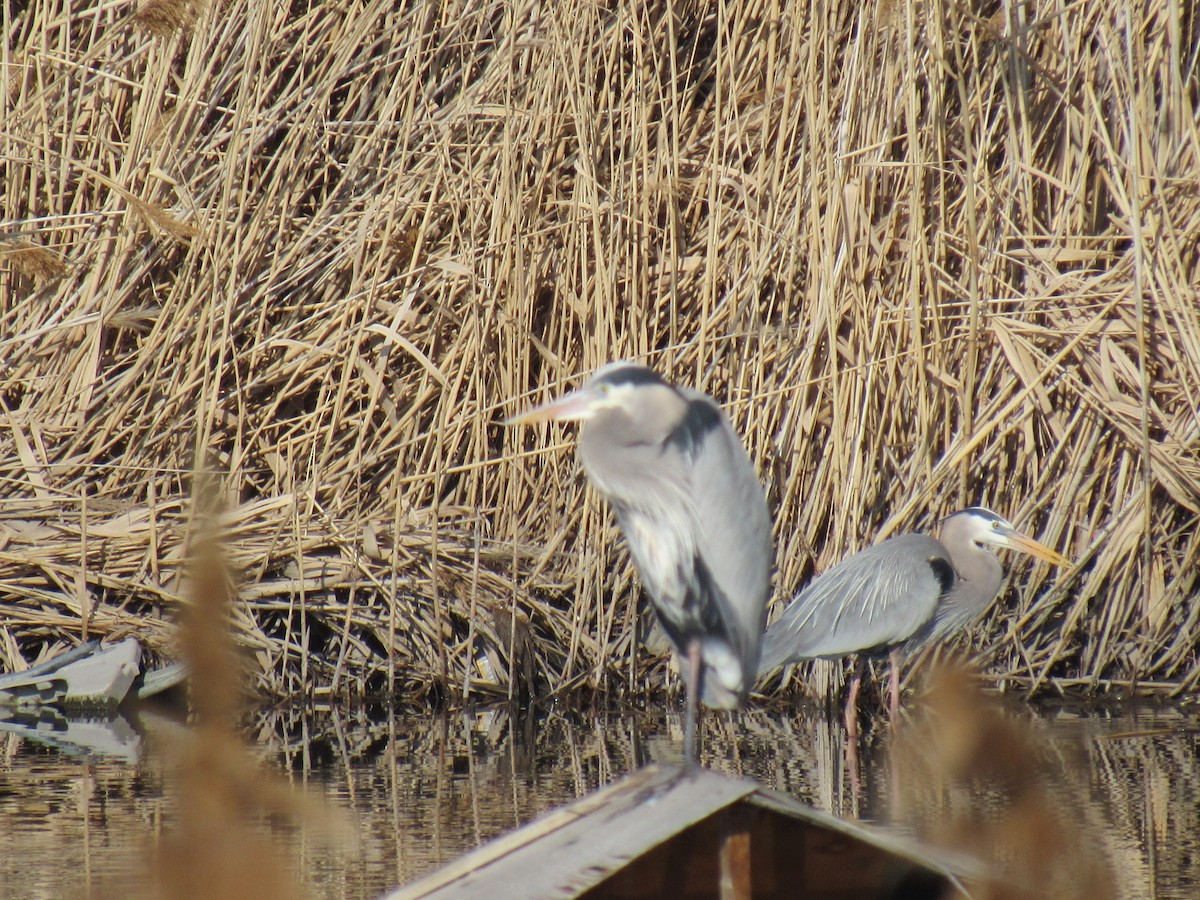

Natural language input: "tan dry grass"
[1,0,1198,702]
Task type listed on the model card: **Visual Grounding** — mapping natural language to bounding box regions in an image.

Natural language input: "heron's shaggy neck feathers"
[924,513,1005,642]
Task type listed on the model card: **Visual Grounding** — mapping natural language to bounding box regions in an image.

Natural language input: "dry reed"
[1,0,1197,703]
[893,666,1116,899]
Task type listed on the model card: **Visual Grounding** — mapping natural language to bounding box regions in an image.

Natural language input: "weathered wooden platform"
[387,764,976,899]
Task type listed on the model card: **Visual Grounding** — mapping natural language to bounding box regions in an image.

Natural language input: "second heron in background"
[757,507,1070,738]
[508,362,773,763]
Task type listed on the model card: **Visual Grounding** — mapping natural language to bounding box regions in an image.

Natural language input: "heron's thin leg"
[888,647,902,721]
[684,638,702,765]
[844,727,863,803]
[843,656,864,741]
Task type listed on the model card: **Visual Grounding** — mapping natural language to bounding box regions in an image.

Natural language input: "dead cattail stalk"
[893,666,1116,900]
[152,508,349,899]
[0,240,69,280]
[134,0,208,39]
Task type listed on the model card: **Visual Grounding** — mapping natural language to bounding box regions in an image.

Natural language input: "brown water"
[0,698,1195,898]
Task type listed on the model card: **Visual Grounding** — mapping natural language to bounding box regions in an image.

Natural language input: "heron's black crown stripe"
[593,365,666,388]
[665,398,722,457]
[961,506,1002,521]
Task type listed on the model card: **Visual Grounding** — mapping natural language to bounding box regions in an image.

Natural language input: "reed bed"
[1,0,1197,703]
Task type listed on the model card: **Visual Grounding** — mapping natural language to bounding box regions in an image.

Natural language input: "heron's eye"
[595,383,611,397]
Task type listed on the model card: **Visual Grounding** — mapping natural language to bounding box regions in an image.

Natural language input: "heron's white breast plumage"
[612,491,698,611]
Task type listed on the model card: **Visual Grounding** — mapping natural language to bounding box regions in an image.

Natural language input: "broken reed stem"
[0,0,1197,704]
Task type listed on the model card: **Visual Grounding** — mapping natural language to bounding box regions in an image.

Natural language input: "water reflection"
[0,708,141,761]
[0,698,1194,898]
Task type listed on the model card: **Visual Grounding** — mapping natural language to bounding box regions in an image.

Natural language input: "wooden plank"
[718,808,752,900]
[386,765,756,900]
[743,787,984,881]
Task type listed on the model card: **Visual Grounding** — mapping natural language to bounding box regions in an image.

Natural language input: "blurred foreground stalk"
[153,522,347,900]
[894,666,1115,900]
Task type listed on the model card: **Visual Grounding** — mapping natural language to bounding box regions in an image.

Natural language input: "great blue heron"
[508,362,773,762]
[757,507,1070,737]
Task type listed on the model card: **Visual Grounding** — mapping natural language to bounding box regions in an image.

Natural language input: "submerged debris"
[0,639,141,712]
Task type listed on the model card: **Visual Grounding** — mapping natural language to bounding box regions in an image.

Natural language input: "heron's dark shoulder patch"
[665,397,722,458]
[926,555,957,595]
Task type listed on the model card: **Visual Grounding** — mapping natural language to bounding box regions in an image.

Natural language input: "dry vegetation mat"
[2,0,1198,704]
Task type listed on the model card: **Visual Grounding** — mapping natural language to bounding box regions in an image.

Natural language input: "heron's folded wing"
[758,534,950,672]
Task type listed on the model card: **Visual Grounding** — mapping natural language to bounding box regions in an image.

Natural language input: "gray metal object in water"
[0,638,141,711]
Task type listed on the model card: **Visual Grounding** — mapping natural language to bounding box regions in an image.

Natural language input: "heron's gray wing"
[674,390,773,705]
[758,534,953,673]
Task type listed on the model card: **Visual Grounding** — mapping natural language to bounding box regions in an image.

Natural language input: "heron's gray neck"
[936,544,1004,637]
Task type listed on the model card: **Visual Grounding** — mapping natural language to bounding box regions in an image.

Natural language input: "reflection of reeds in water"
[152,525,347,900]
[141,697,1187,895]
[1086,711,1200,888]
[253,701,876,877]
[893,667,1116,900]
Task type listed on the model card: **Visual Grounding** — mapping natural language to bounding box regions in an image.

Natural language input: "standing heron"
[757,507,1070,738]
[508,362,772,762]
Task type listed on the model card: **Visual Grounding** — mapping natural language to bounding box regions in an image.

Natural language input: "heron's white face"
[964,509,1070,566]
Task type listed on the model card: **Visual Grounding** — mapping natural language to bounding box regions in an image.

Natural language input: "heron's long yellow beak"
[504,388,596,425]
[1004,530,1071,567]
